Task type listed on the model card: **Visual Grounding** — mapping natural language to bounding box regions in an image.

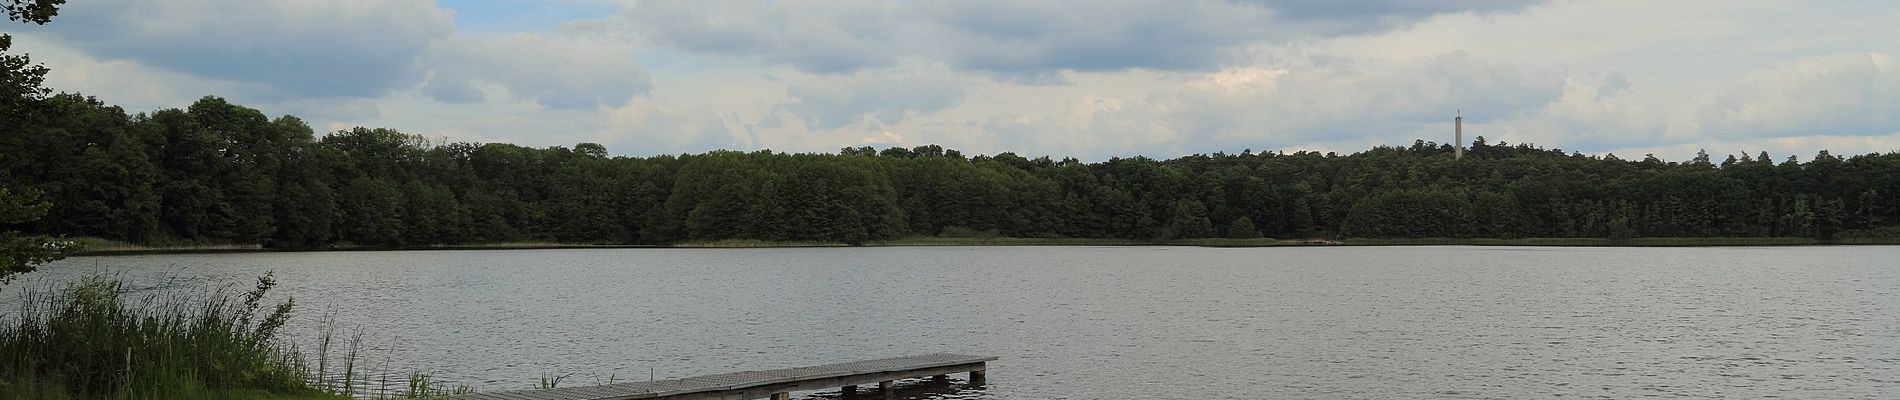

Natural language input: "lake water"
[16,246,1900,398]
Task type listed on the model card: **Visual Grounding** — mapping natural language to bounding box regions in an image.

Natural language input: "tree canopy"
[1,0,78,280]
[3,95,1898,248]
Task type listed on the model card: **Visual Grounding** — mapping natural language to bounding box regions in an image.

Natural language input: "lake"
[16,246,1900,398]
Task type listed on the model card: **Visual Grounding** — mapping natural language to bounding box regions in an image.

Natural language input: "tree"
[1,187,79,282]
[1166,199,1215,239]
[1226,216,1262,239]
[1606,217,1633,242]
[3,0,62,24]
[333,177,404,247]
[2,0,60,112]
[0,0,80,281]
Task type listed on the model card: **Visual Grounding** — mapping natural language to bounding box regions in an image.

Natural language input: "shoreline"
[67,236,1900,257]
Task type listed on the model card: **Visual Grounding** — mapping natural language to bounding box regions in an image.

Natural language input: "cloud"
[25,0,655,115]
[596,98,742,154]
[783,74,966,129]
[621,0,903,74]
[922,0,1277,78]
[1051,51,1561,156]
[38,0,453,99]
[1242,0,1548,34]
[616,0,1539,77]
[9,34,263,112]
[423,32,654,109]
[1699,52,1900,139]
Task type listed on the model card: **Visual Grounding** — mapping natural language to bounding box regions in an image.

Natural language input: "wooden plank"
[451,353,994,400]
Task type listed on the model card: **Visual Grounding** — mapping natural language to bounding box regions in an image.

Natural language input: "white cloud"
[782,74,966,129]
[594,98,743,154]
[1698,52,1899,139]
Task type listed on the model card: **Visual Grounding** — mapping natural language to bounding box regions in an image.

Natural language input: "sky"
[8,0,1900,161]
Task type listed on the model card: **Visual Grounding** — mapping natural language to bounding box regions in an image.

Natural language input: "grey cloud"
[623,0,902,74]
[1598,72,1631,99]
[422,33,653,110]
[784,76,966,129]
[1420,51,1564,121]
[40,0,453,99]
[926,1,1276,75]
[620,0,1545,77]
[1244,0,1547,33]
[35,0,652,110]
[272,98,384,122]
[420,77,486,105]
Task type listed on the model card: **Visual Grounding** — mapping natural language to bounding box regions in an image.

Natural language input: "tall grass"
[0,274,466,399]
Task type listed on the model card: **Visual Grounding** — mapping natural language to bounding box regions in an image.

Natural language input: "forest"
[4,93,1899,248]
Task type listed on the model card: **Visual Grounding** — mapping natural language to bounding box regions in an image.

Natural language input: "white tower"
[1454,110,1463,160]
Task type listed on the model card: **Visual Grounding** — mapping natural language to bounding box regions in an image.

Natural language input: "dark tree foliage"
[5,97,1900,246]
[0,187,79,281]
[0,0,77,281]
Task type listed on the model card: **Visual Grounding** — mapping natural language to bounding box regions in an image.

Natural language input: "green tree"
[0,187,78,281]
[1226,216,1262,239]
[1166,199,1215,239]
[2,0,62,112]
[334,177,404,247]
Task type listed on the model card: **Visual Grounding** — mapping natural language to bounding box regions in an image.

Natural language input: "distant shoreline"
[66,236,1900,257]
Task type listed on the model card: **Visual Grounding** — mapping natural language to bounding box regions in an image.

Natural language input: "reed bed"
[0,274,466,399]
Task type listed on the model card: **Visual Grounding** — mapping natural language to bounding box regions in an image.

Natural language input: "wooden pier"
[449,353,994,400]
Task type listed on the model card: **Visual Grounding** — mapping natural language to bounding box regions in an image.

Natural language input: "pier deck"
[450,353,994,400]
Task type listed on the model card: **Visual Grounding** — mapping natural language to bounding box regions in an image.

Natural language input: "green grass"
[0,274,466,399]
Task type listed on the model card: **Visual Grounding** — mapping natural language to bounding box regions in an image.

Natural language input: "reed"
[0,274,467,399]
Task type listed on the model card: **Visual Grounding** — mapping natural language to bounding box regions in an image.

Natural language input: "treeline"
[3,95,1899,247]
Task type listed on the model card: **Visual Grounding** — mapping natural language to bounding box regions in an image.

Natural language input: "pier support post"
[932,374,948,381]
[842,384,856,393]
[970,369,986,381]
[879,380,893,395]
[771,392,789,400]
